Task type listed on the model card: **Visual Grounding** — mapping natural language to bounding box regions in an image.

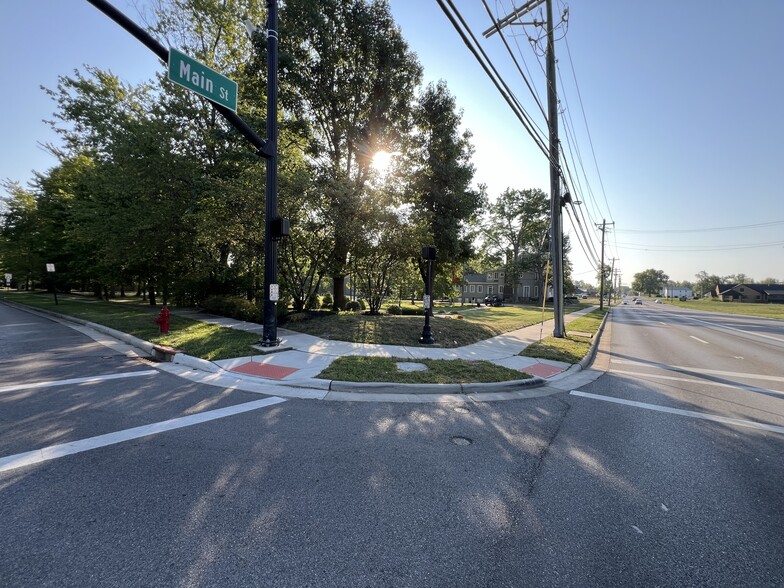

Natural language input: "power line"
[616,220,784,234]
[615,240,784,252]
[436,0,552,163]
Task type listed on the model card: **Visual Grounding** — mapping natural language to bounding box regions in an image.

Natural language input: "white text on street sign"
[167,48,238,112]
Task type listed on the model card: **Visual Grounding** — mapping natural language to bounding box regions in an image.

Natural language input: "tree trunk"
[148,283,157,306]
[332,274,346,311]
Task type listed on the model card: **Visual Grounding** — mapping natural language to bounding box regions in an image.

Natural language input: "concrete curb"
[538,308,609,384]
[1,299,606,396]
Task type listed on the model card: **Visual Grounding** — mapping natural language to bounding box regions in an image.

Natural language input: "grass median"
[520,308,608,364]
[661,298,784,319]
[316,356,533,384]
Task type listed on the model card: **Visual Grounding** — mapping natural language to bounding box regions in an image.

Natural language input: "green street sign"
[167,48,238,111]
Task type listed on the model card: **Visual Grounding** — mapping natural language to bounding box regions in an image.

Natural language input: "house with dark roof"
[460,269,540,304]
[713,283,784,303]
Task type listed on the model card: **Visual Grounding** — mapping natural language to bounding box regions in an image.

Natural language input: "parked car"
[635,299,643,305]
[483,294,503,307]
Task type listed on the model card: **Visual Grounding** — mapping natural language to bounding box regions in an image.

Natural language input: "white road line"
[611,359,784,383]
[0,396,286,473]
[690,335,710,344]
[570,391,784,435]
[609,369,784,396]
[675,313,784,344]
[0,370,159,394]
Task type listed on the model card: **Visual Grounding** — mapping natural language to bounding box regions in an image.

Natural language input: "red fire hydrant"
[154,307,170,334]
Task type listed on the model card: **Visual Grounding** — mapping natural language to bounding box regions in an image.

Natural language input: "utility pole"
[545,0,565,337]
[598,220,606,310]
[483,0,564,336]
[609,258,618,304]
[596,220,615,309]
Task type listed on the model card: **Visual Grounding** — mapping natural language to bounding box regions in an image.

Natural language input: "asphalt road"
[1,301,782,587]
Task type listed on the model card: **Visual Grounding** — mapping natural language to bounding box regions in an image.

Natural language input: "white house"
[659,286,693,299]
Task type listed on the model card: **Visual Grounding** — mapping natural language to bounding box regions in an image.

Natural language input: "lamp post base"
[419,328,435,345]
[258,338,281,347]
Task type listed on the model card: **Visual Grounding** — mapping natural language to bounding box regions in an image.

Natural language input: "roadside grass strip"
[317,356,532,384]
[521,308,608,364]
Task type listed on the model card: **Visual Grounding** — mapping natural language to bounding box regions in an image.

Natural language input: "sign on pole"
[167,48,238,112]
[46,264,55,272]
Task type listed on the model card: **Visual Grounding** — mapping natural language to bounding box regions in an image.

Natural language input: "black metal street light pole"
[259,0,281,346]
[419,246,436,345]
[86,0,287,347]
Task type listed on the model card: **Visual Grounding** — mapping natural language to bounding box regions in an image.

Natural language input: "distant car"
[635,299,643,305]
[622,300,628,305]
[580,294,588,299]
[654,299,662,304]
[483,294,503,306]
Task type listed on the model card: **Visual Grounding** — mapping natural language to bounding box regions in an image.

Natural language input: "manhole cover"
[453,406,470,414]
[450,436,473,446]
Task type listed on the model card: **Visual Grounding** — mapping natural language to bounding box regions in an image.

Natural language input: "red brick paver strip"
[521,363,564,378]
[230,362,299,380]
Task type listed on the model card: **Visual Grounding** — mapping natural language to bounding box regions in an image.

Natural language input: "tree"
[351,190,418,314]
[280,0,423,311]
[0,181,41,290]
[694,270,722,297]
[632,268,669,296]
[481,188,549,302]
[405,81,485,287]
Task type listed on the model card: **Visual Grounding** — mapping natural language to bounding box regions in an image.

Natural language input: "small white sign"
[423,294,431,309]
[4,273,11,283]
[269,284,279,301]
[46,264,55,272]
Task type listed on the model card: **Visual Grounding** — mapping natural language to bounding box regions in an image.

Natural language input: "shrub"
[305,293,321,311]
[276,298,290,321]
[344,300,361,312]
[400,306,424,316]
[357,299,367,311]
[386,305,402,315]
[286,312,310,323]
[321,292,333,309]
[201,295,260,322]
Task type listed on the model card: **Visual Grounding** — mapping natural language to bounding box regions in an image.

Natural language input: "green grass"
[520,308,608,364]
[661,298,784,320]
[0,291,259,361]
[286,302,591,348]
[316,356,532,384]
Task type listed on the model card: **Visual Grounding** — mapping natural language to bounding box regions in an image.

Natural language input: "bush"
[276,298,290,321]
[386,305,402,315]
[357,299,367,311]
[321,292,333,309]
[305,293,321,311]
[201,295,260,322]
[400,306,424,316]
[286,312,310,323]
[344,300,361,312]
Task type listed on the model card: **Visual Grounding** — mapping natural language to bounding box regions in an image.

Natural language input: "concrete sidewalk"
[1,298,605,401]
[167,306,602,393]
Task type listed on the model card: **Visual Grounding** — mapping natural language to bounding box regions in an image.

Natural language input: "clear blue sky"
[2,1,783,285]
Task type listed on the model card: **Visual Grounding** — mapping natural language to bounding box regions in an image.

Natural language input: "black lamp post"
[419,246,436,344]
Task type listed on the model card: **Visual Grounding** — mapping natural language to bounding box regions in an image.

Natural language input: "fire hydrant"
[154,307,170,334]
